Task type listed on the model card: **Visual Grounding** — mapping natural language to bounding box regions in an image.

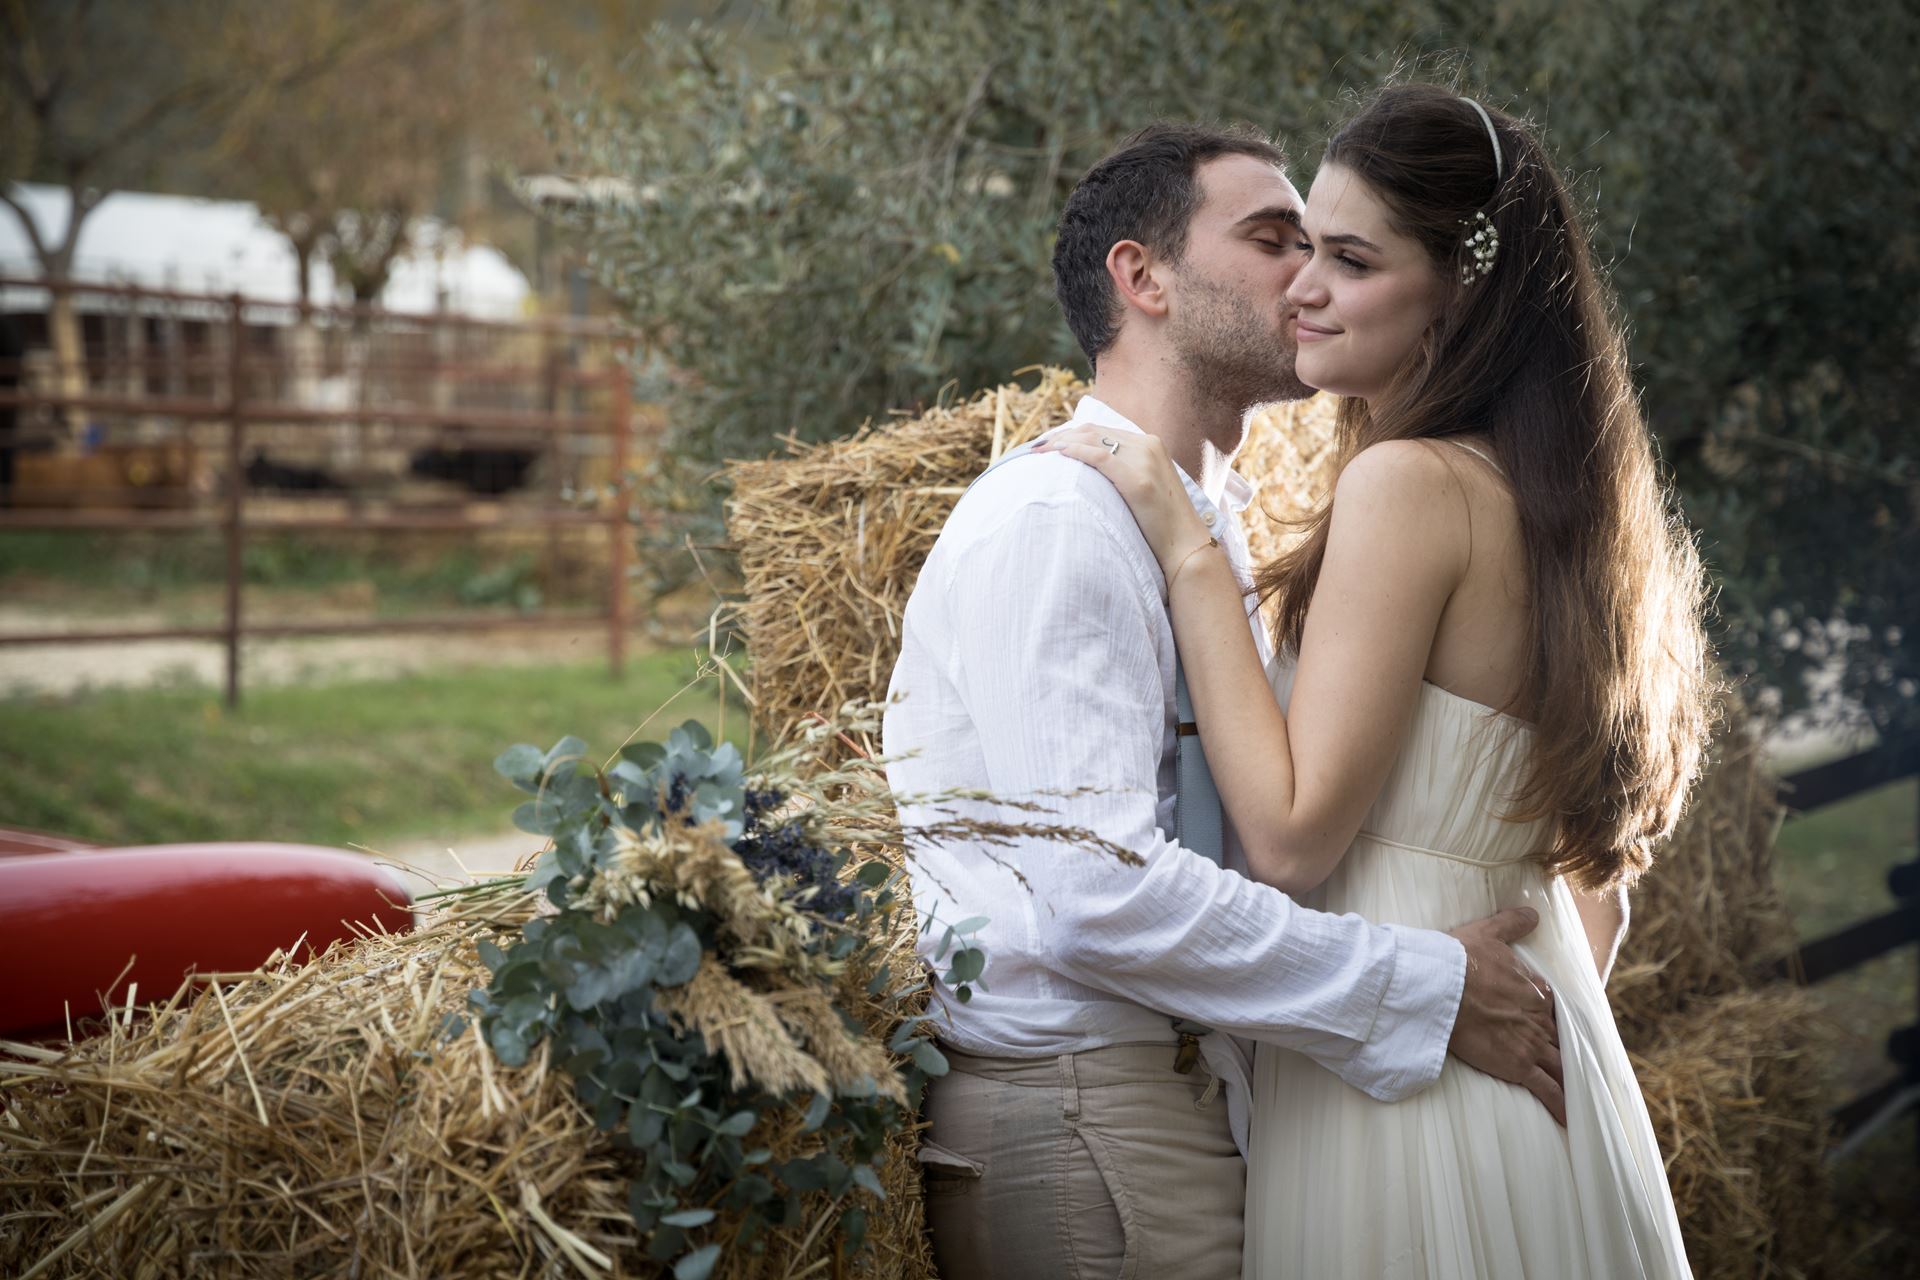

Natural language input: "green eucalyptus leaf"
[475,936,508,972]
[627,1182,660,1232]
[801,1091,832,1132]
[670,720,713,752]
[779,1156,828,1193]
[647,1223,686,1262]
[659,922,703,986]
[487,1021,530,1067]
[714,1109,757,1137]
[619,740,667,770]
[909,1040,948,1077]
[564,967,613,1011]
[494,743,545,789]
[674,1244,722,1280]
[512,799,560,835]
[661,1207,717,1228]
[542,734,591,774]
[947,947,986,984]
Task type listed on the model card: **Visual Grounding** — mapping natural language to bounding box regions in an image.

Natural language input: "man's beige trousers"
[921,1041,1246,1279]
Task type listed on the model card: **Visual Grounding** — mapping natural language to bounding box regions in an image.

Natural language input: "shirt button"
[1203,512,1217,528]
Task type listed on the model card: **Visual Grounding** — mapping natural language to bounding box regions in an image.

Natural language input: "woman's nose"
[1286,261,1326,309]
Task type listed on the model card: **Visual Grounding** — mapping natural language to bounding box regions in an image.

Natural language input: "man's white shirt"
[883,395,1466,1156]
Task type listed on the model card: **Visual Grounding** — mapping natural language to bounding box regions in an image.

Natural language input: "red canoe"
[0,840,414,1037]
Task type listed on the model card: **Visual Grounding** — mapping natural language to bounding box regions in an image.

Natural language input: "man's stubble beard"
[1166,268,1314,415]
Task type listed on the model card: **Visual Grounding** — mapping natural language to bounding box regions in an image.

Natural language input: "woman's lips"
[1295,319,1341,342]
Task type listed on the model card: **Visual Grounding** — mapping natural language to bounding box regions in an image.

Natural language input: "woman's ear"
[1105,239,1171,320]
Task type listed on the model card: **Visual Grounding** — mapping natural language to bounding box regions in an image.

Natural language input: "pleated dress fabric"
[1243,662,1692,1280]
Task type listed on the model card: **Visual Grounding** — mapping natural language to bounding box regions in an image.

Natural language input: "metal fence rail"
[1772,734,1920,1162]
[0,278,645,703]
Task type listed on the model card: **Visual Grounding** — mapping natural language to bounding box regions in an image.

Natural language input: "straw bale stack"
[725,369,1831,1273]
[1631,987,1831,1277]
[0,882,937,1280]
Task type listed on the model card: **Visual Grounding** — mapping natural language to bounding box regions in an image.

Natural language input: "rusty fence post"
[607,341,632,680]
[224,293,246,707]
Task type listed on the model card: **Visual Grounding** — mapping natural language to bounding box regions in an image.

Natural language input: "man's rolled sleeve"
[1339,924,1467,1101]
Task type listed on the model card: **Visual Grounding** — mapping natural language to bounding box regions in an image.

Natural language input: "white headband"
[1460,96,1504,184]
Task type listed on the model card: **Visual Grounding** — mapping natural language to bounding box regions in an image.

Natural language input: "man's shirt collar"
[1066,395,1254,517]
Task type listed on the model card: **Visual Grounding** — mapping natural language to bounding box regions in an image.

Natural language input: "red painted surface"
[0,843,414,1036]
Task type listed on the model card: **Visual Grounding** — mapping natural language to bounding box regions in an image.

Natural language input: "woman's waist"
[1307,835,1556,930]
[1347,824,1546,871]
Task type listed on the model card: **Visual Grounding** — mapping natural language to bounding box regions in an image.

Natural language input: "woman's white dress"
[1244,662,1692,1279]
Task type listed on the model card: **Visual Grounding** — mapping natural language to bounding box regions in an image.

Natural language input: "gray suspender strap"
[1173,667,1224,867]
[964,439,1224,1070]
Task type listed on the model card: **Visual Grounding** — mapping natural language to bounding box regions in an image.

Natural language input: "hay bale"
[0,886,937,1280]
[728,368,1084,739]
[1632,987,1833,1277]
[1612,693,1799,1043]
[1237,393,1342,569]
[1,921,638,1279]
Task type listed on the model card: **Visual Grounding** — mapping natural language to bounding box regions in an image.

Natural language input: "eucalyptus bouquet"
[464,716,985,1279]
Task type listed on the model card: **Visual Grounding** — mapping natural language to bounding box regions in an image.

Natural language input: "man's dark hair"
[1051,123,1289,370]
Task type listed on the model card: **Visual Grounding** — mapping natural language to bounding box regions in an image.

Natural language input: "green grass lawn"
[0,529,602,621]
[0,648,746,850]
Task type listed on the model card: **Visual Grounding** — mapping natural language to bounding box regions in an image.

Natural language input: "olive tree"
[552,0,1918,731]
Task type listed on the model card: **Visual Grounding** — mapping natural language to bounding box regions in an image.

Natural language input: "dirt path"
[361,827,549,894]
[0,605,617,698]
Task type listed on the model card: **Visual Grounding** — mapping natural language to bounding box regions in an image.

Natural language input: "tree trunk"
[45,283,88,456]
[290,235,323,406]
[0,185,108,454]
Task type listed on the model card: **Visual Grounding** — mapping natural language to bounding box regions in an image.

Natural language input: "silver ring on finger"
[1099,436,1120,456]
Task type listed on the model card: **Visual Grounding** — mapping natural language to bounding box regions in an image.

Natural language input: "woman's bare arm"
[1573,884,1629,984]
[1037,431,1471,894]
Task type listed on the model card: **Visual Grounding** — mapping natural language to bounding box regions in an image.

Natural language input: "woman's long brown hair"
[1256,84,1714,891]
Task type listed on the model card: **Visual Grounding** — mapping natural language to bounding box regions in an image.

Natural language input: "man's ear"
[1105,239,1171,321]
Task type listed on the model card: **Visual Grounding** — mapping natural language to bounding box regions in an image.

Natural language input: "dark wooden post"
[223,293,246,707]
[607,340,632,680]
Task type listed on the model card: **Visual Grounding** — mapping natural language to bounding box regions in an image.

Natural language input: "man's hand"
[1446,907,1565,1125]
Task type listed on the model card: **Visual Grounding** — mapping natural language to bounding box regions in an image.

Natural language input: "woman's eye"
[1293,239,1314,254]
[1336,254,1368,273]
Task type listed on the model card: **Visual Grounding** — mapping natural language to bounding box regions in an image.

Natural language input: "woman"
[1037,85,1711,1278]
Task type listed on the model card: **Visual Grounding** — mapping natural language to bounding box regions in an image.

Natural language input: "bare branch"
[0,183,49,268]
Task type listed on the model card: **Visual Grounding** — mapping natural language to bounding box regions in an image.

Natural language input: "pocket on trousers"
[918,1140,985,1198]
[1065,1127,1137,1280]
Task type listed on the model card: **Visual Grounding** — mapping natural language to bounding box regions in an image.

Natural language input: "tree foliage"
[553,0,1918,731]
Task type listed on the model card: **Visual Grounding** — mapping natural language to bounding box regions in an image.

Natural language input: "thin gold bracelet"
[1165,535,1220,594]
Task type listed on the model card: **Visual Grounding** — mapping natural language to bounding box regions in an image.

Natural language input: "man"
[883,124,1562,1279]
